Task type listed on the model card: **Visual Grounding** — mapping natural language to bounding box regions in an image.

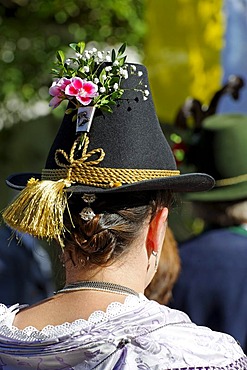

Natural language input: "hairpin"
[79,193,96,221]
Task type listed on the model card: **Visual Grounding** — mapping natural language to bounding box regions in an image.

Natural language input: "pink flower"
[49,78,71,108]
[65,77,98,106]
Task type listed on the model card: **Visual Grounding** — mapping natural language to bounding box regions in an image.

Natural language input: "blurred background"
[1,0,247,243]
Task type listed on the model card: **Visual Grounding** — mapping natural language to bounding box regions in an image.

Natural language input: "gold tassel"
[2,177,70,247]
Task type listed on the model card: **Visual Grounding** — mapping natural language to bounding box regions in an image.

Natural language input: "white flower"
[100,87,106,93]
[76,52,83,59]
[143,96,148,101]
[113,83,119,90]
[144,90,150,96]
[94,77,99,84]
[92,47,97,53]
[83,66,90,73]
[105,66,112,72]
[113,60,119,66]
[105,55,111,62]
[138,71,143,77]
[131,64,136,71]
[120,68,128,79]
[65,58,72,65]
[97,51,103,59]
[84,50,91,59]
[101,75,107,81]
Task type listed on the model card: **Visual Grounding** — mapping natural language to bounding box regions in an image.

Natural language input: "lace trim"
[0,295,142,341]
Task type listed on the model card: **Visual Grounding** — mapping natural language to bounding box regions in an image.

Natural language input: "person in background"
[170,82,247,354]
[0,224,54,305]
[145,225,181,305]
[0,42,245,369]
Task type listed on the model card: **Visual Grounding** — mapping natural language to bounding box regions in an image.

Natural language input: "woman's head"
[63,190,174,267]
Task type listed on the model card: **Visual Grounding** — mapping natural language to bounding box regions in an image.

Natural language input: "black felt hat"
[3,42,214,244]
[6,65,213,194]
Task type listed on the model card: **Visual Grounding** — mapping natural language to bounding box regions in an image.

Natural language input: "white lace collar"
[0,294,144,341]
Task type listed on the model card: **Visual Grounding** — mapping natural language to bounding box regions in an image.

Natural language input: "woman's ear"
[145,208,168,288]
[146,208,168,255]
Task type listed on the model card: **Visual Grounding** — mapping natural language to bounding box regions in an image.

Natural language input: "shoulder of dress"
[0,303,20,317]
[0,303,24,327]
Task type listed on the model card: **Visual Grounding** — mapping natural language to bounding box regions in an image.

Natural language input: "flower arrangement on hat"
[2,41,153,247]
[49,41,149,121]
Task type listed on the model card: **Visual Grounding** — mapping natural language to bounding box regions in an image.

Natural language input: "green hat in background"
[173,75,247,202]
[186,114,247,201]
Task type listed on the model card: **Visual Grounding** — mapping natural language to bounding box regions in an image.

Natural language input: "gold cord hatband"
[41,135,180,188]
[42,167,180,188]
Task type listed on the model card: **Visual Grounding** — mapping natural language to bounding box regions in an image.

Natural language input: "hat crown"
[45,64,177,173]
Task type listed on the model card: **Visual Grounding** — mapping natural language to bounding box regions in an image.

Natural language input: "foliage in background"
[0,0,146,129]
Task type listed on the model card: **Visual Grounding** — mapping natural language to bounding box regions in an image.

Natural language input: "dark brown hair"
[63,190,174,266]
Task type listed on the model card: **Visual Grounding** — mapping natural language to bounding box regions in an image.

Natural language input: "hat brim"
[184,181,247,202]
[6,172,215,194]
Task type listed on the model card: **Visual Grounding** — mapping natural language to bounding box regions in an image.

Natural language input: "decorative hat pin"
[2,41,214,247]
[80,193,96,222]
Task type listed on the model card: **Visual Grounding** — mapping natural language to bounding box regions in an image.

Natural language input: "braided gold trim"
[42,167,180,188]
[42,169,69,180]
[41,135,180,188]
[216,174,247,187]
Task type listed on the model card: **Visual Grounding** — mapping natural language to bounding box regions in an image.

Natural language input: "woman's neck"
[64,247,148,294]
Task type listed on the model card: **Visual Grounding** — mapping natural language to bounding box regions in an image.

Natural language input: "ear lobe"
[146,208,168,254]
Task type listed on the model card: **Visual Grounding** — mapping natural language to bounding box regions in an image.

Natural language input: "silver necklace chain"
[55,281,139,297]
